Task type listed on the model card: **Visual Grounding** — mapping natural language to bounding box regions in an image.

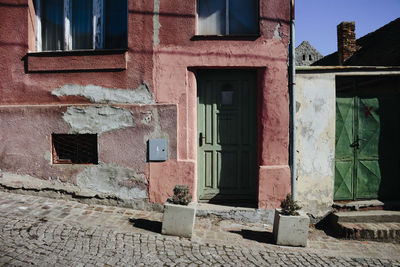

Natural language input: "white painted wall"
[295,72,336,218]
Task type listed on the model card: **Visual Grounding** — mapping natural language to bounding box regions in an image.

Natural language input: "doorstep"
[327,210,400,243]
[333,200,400,211]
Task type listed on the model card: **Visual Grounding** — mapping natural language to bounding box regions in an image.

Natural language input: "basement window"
[52,134,98,164]
[197,0,258,35]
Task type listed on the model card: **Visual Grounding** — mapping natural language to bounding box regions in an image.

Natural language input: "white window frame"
[35,0,127,52]
[196,0,259,35]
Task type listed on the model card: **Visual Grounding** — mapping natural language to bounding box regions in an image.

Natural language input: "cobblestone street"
[0,191,400,266]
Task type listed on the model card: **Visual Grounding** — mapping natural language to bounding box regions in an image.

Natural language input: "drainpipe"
[289,0,296,200]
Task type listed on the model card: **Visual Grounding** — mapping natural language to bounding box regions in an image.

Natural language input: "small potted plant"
[161,185,196,238]
[272,194,310,247]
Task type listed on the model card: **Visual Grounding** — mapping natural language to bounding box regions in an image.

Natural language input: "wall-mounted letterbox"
[148,139,168,161]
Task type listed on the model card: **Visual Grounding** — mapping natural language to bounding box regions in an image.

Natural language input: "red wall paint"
[0,0,154,105]
[0,104,177,184]
[0,0,291,209]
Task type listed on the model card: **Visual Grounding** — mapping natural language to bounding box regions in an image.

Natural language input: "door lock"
[350,140,359,149]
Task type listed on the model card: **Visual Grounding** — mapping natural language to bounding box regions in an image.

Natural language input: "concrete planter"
[161,202,197,238]
[273,208,310,247]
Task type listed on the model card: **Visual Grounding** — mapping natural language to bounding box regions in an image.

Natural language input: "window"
[36,0,127,51]
[197,0,258,35]
[52,134,98,164]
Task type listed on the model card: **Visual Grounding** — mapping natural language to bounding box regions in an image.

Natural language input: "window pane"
[41,0,64,51]
[229,0,258,34]
[72,0,93,49]
[105,0,127,49]
[198,0,225,35]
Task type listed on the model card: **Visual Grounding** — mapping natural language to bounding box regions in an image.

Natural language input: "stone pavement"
[0,191,399,266]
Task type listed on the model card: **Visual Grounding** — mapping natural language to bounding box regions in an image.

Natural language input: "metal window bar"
[52,134,98,164]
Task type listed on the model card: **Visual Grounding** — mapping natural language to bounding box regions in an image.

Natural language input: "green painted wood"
[335,96,382,200]
[197,70,257,200]
[334,97,354,200]
[356,97,381,199]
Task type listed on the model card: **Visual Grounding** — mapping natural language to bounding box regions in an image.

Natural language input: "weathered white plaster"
[295,73,336,217]
[62,106,134,135]
[273,23,282,39]
[153,0,161,46]
[0,169,96,197]
[52,83,155,104]
[76,163,148,200]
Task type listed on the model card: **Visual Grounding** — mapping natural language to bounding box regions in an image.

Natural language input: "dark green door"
[197,70,257,201]
[335,96,381,200]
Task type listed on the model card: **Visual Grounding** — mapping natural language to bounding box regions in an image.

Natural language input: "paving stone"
[0,191,400,266]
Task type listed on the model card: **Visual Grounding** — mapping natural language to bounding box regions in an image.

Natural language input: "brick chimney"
[337,21,356,65]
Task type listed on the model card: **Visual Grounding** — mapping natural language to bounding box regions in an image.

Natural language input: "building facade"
[296,19,400,217]
[0,0,292,210]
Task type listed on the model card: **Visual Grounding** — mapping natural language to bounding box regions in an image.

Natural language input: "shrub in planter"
[273,194,310,247]
[161,185,196,238]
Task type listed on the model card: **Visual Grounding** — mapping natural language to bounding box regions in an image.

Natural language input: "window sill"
[190,34,260,41]
[25,49,128,73]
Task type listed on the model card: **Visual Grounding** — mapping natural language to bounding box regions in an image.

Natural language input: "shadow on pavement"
[129,218,162,234]
[229,229,275,244]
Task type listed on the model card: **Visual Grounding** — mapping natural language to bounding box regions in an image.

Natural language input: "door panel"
[334,161,354,199]
[197,70,257,201]
[334,97,354,200]
[356,160,381,199]
[356,97,381,199]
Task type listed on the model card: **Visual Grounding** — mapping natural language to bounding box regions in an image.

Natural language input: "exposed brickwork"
[338,222,400,243]
[337,21,357,65]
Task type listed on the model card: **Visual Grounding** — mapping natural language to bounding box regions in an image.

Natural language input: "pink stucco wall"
[151,0,291,207]
[0,0,291,209]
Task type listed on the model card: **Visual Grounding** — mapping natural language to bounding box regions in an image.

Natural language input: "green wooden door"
[197,70,257,201]
[356,98,381,199]
[335,96,381,200]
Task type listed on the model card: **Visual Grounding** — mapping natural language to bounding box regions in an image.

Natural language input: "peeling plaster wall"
[63,106,135,135]
[77,163,148,200]
[52,83,155,104]
[0,0,291,209]
[295,73,336,217]
[0,1,155,105]
[0,105,177,203]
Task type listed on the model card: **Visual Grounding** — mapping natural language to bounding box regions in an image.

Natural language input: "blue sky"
[295,0,400,56]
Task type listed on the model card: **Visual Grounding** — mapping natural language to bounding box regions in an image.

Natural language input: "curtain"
[41,0,64,51]
[71,0,93,49]
[197,0,225,35]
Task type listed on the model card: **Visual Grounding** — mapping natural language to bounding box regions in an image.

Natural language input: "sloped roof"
[295,41,323,66]
[313,17,400,66]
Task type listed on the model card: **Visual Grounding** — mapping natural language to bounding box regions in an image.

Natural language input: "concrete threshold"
[334,210,400,223]
[196,203,275,224]
[333,200,400,211]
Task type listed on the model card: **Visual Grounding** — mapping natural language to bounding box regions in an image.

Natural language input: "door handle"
[199,132,206,146]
